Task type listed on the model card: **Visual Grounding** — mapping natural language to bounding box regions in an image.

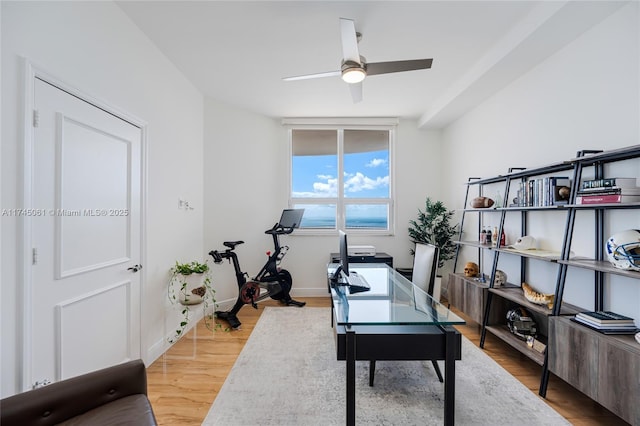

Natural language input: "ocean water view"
[302,217,388,229]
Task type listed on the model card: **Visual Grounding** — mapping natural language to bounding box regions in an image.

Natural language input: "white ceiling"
[117,1,627,128]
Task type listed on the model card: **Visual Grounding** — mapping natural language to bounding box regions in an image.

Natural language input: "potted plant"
[167,260,218,342]
[408,197,459,273]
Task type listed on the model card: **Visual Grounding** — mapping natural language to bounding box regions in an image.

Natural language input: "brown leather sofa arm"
[0,359,157,426]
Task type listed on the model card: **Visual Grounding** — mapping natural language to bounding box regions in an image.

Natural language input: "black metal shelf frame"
[454,145,640,399]
[539,145,640,397]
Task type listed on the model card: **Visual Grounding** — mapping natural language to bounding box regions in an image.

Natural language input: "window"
[288,124,394,234]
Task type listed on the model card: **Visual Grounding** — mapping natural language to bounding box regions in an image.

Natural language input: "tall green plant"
[408,198,459,269]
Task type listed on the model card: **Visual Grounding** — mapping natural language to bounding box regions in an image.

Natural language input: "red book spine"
[577,194,622,204]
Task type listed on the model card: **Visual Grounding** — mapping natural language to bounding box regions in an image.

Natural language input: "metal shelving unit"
[452,146,640,420]
[453,161,575,369]
[539,145,640,404]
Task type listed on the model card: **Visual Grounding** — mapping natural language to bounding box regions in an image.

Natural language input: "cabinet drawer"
[549,316,640,424]
[447,273,507,325]
[597,333,640,425]
[548,316,599,399]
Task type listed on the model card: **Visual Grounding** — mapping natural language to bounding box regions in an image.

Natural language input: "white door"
[29,77,142,387]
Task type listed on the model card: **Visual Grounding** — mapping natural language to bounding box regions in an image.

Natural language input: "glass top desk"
[328,263,465,426]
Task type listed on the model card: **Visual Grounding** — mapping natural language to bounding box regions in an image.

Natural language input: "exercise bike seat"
[223,241,244,249]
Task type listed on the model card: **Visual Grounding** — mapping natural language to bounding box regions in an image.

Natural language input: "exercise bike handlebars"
[264,221,298,236]
[209,249,223,263]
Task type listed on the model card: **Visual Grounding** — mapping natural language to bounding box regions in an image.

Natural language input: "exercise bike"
[209,209,306,329]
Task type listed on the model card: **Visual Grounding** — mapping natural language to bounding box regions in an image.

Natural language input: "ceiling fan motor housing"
[341,56,367,83]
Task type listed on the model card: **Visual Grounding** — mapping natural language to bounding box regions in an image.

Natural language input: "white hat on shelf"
[509,236,536,250]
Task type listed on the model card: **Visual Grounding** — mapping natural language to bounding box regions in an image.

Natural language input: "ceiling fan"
[283,17,433,103]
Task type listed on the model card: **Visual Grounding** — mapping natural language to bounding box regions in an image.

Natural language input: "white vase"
[177,273,206,305]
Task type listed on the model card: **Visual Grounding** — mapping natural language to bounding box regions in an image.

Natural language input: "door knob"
[127,264,142,273]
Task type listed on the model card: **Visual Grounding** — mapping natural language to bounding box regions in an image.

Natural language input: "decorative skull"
[493,270,507,287]
[463,262,479,277]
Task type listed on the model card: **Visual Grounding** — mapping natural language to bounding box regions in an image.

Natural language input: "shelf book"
[572,311,638,335]
[577,177,640,204]
[581,177,637,189]
[571,318,639,334]
[577,187,640,195]
[514,176,571,207]
[577,310,634,323]
[576,194,640,204]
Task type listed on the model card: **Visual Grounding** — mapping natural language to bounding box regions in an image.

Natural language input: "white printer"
[347,245,376,257]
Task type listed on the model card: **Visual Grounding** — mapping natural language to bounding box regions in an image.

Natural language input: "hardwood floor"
[146,297,629,425]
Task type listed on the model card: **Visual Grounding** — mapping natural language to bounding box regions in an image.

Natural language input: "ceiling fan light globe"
[342,68,366,84]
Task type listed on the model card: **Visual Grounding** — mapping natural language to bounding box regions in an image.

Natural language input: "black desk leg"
[444,327,456,426]
[346,328,356,426]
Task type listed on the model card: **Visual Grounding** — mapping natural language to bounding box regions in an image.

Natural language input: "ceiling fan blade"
[367,59,433,76]
[349,82,363,103]
[282,70,341,81]
[340,18,360,64]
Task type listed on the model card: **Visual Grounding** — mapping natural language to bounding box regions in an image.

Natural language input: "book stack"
[576,177,640,204]
[572,311,639,334]
[513,176,571,207]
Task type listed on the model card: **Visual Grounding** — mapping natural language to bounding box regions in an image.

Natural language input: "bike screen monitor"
[278,209,305,229]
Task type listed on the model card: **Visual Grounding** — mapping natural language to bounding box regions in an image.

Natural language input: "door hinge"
[32,248,38,265]
[33,110,39,128]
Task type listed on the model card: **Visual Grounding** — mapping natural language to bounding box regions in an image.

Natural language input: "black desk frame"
[329,252,393,268]
[332,311,462,425]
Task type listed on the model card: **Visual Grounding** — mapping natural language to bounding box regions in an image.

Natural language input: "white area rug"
[203,307,569,425]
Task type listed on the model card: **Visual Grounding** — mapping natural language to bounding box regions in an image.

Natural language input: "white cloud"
[366,158,387,168]
[292,176,337,197]
[344,172,389,193]
[293,171,388,197]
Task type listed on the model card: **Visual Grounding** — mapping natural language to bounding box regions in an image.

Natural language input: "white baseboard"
[146,338,166,365]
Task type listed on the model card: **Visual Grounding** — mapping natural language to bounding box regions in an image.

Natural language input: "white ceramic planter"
[177,273,206,305]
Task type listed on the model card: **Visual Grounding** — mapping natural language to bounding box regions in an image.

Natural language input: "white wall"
[1,1,204,396]
[203,98,285,305]
[441,3,640,323]
[203,98,444,302]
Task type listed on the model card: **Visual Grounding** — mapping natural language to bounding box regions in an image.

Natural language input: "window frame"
[284,118,397,236]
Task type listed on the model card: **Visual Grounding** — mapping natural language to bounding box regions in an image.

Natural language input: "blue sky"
[292,150,389,198]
